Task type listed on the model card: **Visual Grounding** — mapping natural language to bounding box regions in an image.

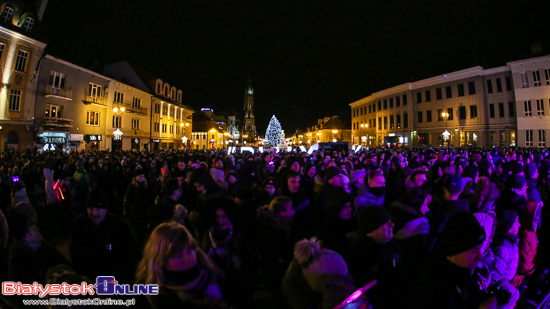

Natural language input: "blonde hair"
[135,222,214,285]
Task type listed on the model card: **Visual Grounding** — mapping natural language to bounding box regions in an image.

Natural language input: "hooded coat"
[513,200,539,287]
[353,184,385,217]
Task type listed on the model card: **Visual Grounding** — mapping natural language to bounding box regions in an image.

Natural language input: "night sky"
[40,0,550,134]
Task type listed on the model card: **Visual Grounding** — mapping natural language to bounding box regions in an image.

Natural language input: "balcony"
[113,102,148,115]
[45,86,73,100]
[82,91,108,107]
[43,116,73,128]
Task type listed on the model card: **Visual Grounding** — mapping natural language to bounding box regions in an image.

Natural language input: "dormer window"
[163,84,169,97]
[2,7,13,24]
[177,90,182,103]
[23,17,33,32]
[171,88,176,100]
[155,80,162,94]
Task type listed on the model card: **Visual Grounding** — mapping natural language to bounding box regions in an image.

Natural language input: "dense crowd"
[0,146,549,308]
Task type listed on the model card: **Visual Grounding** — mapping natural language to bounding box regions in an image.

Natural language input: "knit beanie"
[463,165,478,180]
[473,213,494,242]
[512,176,527,190]
[134,168,145,178]
[326,187,353,215]
[438,211,486,256]
[358,206,392,234]
[324,166,344,182]
[350,170,366,183]
[525,163,537,179]
[512,162,524,176]
[294,238,348,292]
[85,189,109,209]
[497,210,518,235]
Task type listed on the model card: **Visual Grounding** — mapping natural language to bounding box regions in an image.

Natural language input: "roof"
[322,117,349,130]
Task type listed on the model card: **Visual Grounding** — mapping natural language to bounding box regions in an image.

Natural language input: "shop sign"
[38,132,66,144]
[152,139,160,143]
[69,134,84,141]
[86,135,102,142]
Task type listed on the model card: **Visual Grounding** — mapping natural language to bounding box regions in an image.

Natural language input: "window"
[505,76,512,90]
[176,126,180,134]
[0,43,4,61]
[383,116,388,129]
[533,71,541,87]
[378,117,382,130]
[176,109,181,119]
[378,101,381,111]
[446,86,452,98]
[468,82,476,95]
[389,98,394,108]
[524,100,532,116]
[500,131,506,145]
[457,84,464,97]
[438,109,443,121]
[383,99,387,109]
[368,105,371,114]
[112,115,122,128]
[396,96,400,107]
[132,97,141,108]
[404,113,408,128]
[8,89,21,111]
[171,89,176,100]
[417,111,423,123]
[539,130,546,147]
[170,125,174,134]
[360,108,363,115]
[403,94,407,106]
[537,99,545,115]
[447,108,454,120]
[436,88,442,100]
[45,104,63,119]
[163,85,169,97]
[1,7,13,23]
[459,106,466,119]
[425,90,431,102]
[154,103,160,114]
[416,92,422,103]
[509,102,515,117]
[470,106,477,119]
[520,72,529,88]
[390,115,394,129]
[49,72,65,89]
[14,50,28,72]
[86,111,100,126]
[489,104,495,118]
[170,107,175,117]
[89,83,103,98]
[162,106,168,115]
[22,17,33,32]
[426,110,432,122]
[132,119,140,130]
[156,82,161,94]
[496,78,502,92]
[154,122,159,132]
[114,91,124,103]
[545,69,550,85]
[526,130,533,147]
[162,124,167,133]
[396,114,401,129]
[486,79,496,96]
[499,103,504,118]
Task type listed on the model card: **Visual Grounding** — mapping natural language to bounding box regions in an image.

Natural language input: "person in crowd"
[282,237,356,309]
[135,222,226,308]
[321,186,356,254]
[349,169,366,195]
[353,169,386,216]
[315,166,344,225]
[70,188,139,283]
[513,200,540,288]
[256,176,279,208]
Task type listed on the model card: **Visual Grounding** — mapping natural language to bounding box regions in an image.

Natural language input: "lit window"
[1,7,13,23]
[49,72,66,89]
[9,89,21,111]
[86,111,100,126]
[23,17,33,32]
[14,50,28,72]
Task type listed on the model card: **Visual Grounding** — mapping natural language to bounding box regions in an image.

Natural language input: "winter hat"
[11,180,26,194]
[85,189,109,209]
[444,174,463,193]
[227,170,238,179]
[463,165,478,180]
[473,213,494,242]
[294,238,348,292]
[263,177,277,188]
[358,206,392,234]
[512,176,527,190]
[324,166,344,182]
[438,211,486,256]
[408,160,421,170]
[350,170,366,183]
[511,162,524,176]
[210,168,225,182]
[134,168,145,178]
[497,210,518,235]
[326,187,353,215]
[525,163,537,179]
[529,188,542,203]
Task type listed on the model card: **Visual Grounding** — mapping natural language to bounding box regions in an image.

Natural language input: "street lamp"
[441,112,449,149]
[360,123,369,146]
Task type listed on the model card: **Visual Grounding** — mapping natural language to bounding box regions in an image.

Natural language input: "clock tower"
[242,79,256,143]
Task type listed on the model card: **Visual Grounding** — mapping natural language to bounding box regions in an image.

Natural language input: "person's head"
[269,196,295,219]
[443,174,463,200]
[439,212,486,273]
[163,178,182,200]
[214,158,224,170]
[473,213,495,255]
[177,160,186,171]
[367,169,385,188]
[410,170,427,187]
[306,165,316,177]
[326,187,353,221]
[136,222,214,285]
[210,168,225,184]
[134,169,146,183]
[286,170,301,193]
[260,176,276,195]
[525,162,539,180]
[350,170,366,186]
[264,154,272,163]
[287,157,301,172]
[512,175,528,195]
[324,166,344,187]
[215,208,233,230]
[358,206,393,244]
[227,171,238,184]
[85,189,109,226]
[341,175,351,193]
[191,168,218,193]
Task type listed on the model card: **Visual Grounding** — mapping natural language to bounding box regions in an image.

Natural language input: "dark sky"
[40,0,550,134]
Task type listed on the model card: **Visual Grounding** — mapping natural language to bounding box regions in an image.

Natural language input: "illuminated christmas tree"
[265,115,282,147]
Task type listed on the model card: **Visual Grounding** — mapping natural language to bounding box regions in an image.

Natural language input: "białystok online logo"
[2,276,159,298]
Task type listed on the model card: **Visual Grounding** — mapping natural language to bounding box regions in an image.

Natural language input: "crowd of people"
[0,146,549,308]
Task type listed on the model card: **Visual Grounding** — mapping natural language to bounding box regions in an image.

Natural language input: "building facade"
[295,116,352,146]
[0,0,47,151]
[351,66,518,148]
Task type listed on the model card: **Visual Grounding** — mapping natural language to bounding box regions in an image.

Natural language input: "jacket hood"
[43,168,54,182]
